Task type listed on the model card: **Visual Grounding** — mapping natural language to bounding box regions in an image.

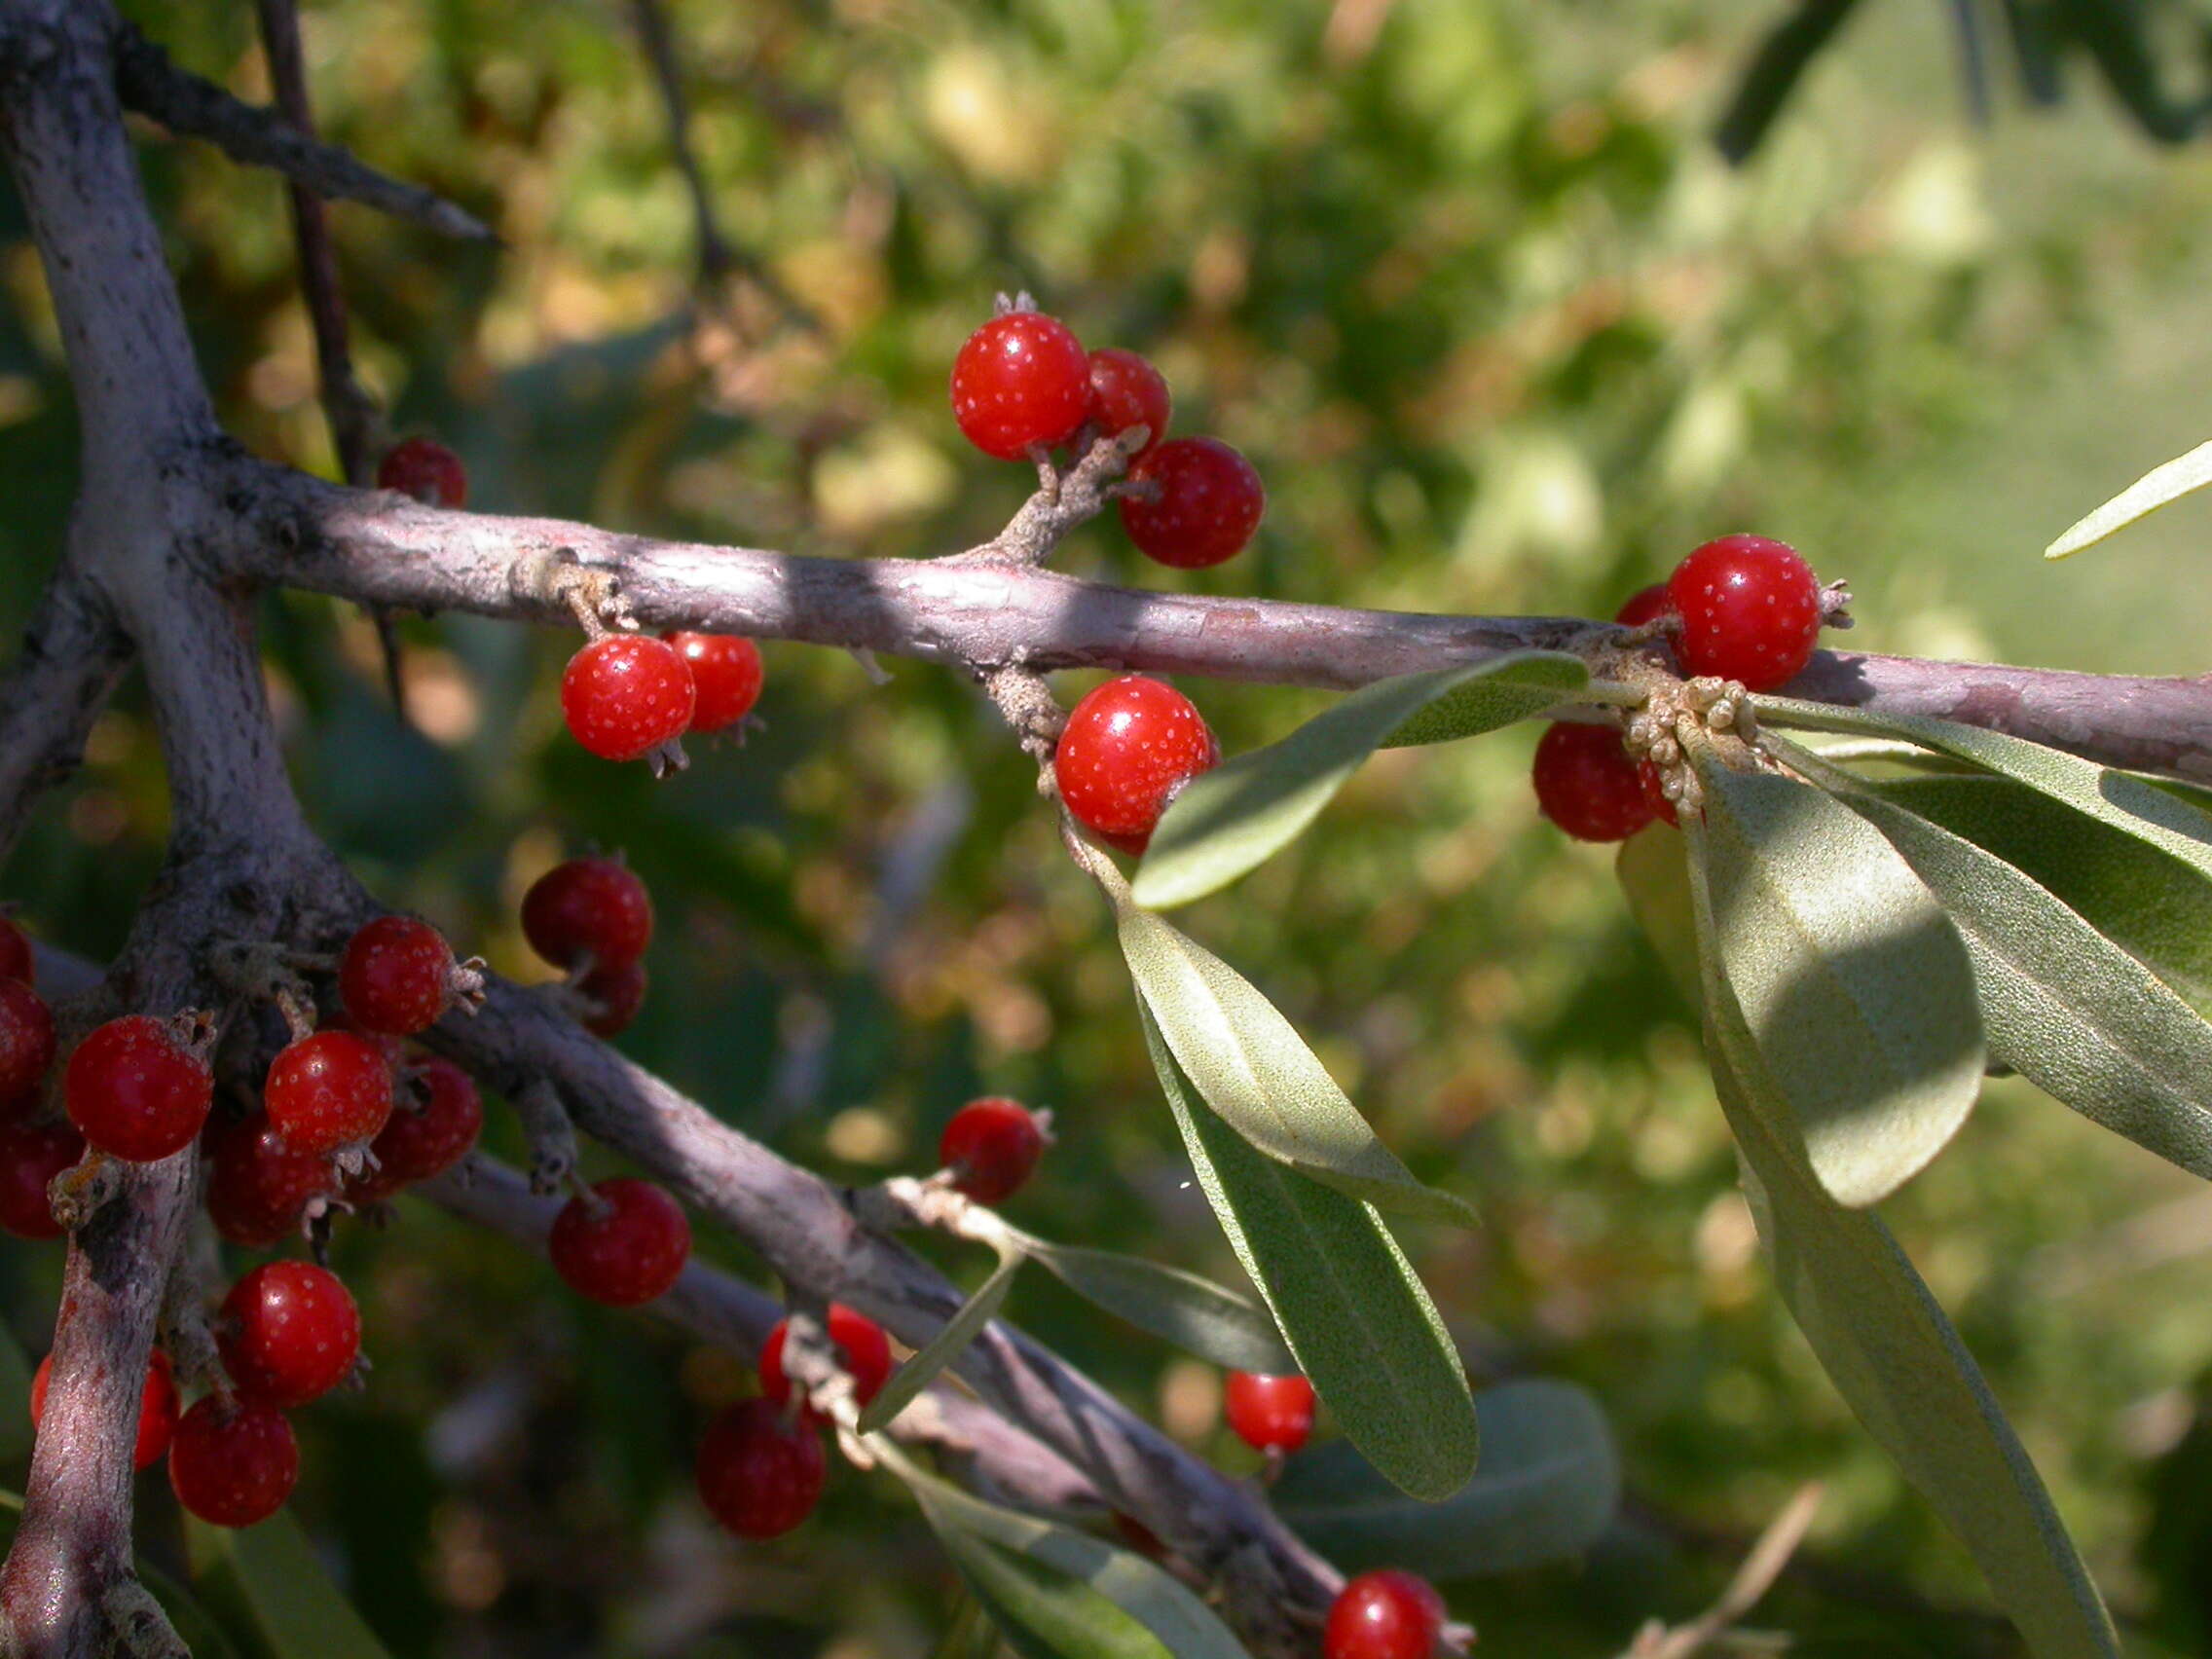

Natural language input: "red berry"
[759,1304,895,1415]
[664,633,764,734]
[1614,583,1673,629]
[1053,676,1220,856]
[351,1057,481,1199]
[696,1396,828,1539]
[561,635,696,763]
[939,1096,1047,1204]
[0,1120,82,1238]
[522,857,653,972]
[0,917,34,986]
[1223,1370,1316,1454]
[217,1261,361,1408]
[949,310,1092,461]
[264,1030,393,1156]
[31,1348,177,1470]
[1638,759,1680,829]
[577,960,646,1038]
[1113,1512,1167,1559]
[1323,1570,1447,1659]
[1665,535,1824,691]
[548,1177,690,1307]
[377,437,467,508]
[1119,436,1265,570]
[339,915,458,1037]
[1530,721,1653,844]
[168,1397,298,1528]
[0,978,55,1101]
[64,1015,212,1162]
[205,1111,336,1247]
[1087,348,1171,458]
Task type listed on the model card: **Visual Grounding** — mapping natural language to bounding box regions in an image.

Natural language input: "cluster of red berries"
[560,630,763,764]
[1053,675,1221,856]
[950,306,1267,570]
[1533,534,1827,842]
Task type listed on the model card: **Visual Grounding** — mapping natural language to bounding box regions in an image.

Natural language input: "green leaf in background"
[1615,824,1700,1009]
[1136,1001,1478,1501]
[1274,1379,1619,1579]
[859,1248,1023,1434]
[1690,760,1985,1207]
[1133,653,1587,909]
[2045,435,2212,559]
[936,1527,1168,1659]
[185,1510,394,1659]
[1016,1237,1295,1374]
[933,1593,1006,1659]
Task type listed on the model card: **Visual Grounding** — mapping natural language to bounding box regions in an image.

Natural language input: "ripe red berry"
[561,635,696,763]
[1054,676,1220,856]
[217,1261,361,1408]
[577,960,646,1038]
[522,857,653,973]
[0,917,34,986]
[339,915,458,1037]
[1223,1370,1316,1454]
[664,633,764,734]
[263,1030,393,1156]
[759,1304,895,1416]
[168,1397,298,1528]
[1665,534,1824,691]
[548,1177,690,1307]
[939,1096,1047,1204]
[0,977,55,1102]
[1614,582,1674,629]
[350,1056,481,1200]
[0,1120,82,1238]
[377,436,467,508]
[1530,721,1653,844]
[949,310,1092,461]
[1638,759,1681,829]
[64,1015,212,1162]
[1323,1570,1448,1659]
[1120,436,1265,570]
[1088,348,1171,458]
[205,1111,336,1247]
[31,1347,177,1470]
[695,1396,828,1540]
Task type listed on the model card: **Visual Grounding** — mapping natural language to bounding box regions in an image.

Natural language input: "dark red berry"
[1323,1570,1447,1659]
[696,1396,828,1539]
[939,1096,1047,1204]
[1223,1370,1316,1454]
[1638,759,1680,829]
[561,635,696,762]
[0,1120,82,1238]
[548,1177,690,1307]
[0,917,34,986]
[1530,721,1653,844]
[339,915,458,1037]
[218,1261,361,1408]
[664,633,763,734]
[64,1015,212,1162]
[350,1056,481,1200]
[522,857,653,973]
[205,1111,336,1248]
[1666,535,1823,691]
[264,1030,393,1156]
[949,310,1092,461]
[168,1397,298,1528]
[1614,583,1673,629]
[759,1304,895,1416]
[377,437,467,508]
[1054,676,1220,856]
[1113,1512,1167,1559]
[0,978,55,1101]
[31,1347,177,1470]
[1088,348,1171,458]
[1120,436,1265,570]
[577,960,646,1038]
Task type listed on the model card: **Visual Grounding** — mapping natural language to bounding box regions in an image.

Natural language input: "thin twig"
[1623,1484,1824,1659]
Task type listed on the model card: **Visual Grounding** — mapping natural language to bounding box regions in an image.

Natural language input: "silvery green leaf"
[2045,435,2212,559]
[859,1251,1021,1434]
[1018,1238,1294,1373]
[1615,824,1700,1009]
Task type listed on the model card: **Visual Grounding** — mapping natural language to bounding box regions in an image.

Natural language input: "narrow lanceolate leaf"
[1834,785,2212,1179]
[858,1251,1022,1434]
[1134,653,1587,909]
[1615,824,1700,1010]
[185,1512,395,1659]
[1690,761,1985,1206]
[1018,1237,1294,1373]
[2045,435,2212,559]
[936,1527,1170,1659]
[1274,1379,1618,1578]
[1137,1001,1477,1500]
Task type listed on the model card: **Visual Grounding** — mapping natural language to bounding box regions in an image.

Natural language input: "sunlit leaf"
[2045,436,2212,559]
[185,1511,394,1659]
[1615,824,1699,1008]
[859,1250,1022,1434]
[1017,1237,1294,1373]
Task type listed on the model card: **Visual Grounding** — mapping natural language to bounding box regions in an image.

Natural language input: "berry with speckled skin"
[340,915,459,1037]
[1666,535,1823,691]
[549,1177,690,1306]
[350,1057,481,1201]
[561,636,696,762]
[264,1030,393,1156]
[0,978,55,1102]
[1120,437,1265,570]
[1053,676,1219,856]
[0,917,34,986]
[206,1111,336,1247]
[1614,583,1673,629]
[523,857,653,973]
[32,1348,176,1470]
[696,1397,828,1539]
[377,437,467,507]
[65,1015,212,1162]
[1088,348,1171,458]
[1323,1570,1447,1659]
[950,311,1092,461]
[1530,722,1652,844]
[168,1398,298,1528]
[939,1096,1047,1204]
[1224,1371,1315,1454]
[759,1304,895,1416]
[218,1261,361,1408]
[664,633,763,734]
[0,1121,81,1238]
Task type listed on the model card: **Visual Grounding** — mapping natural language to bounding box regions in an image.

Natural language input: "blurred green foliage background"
[6,0,2212,1653]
